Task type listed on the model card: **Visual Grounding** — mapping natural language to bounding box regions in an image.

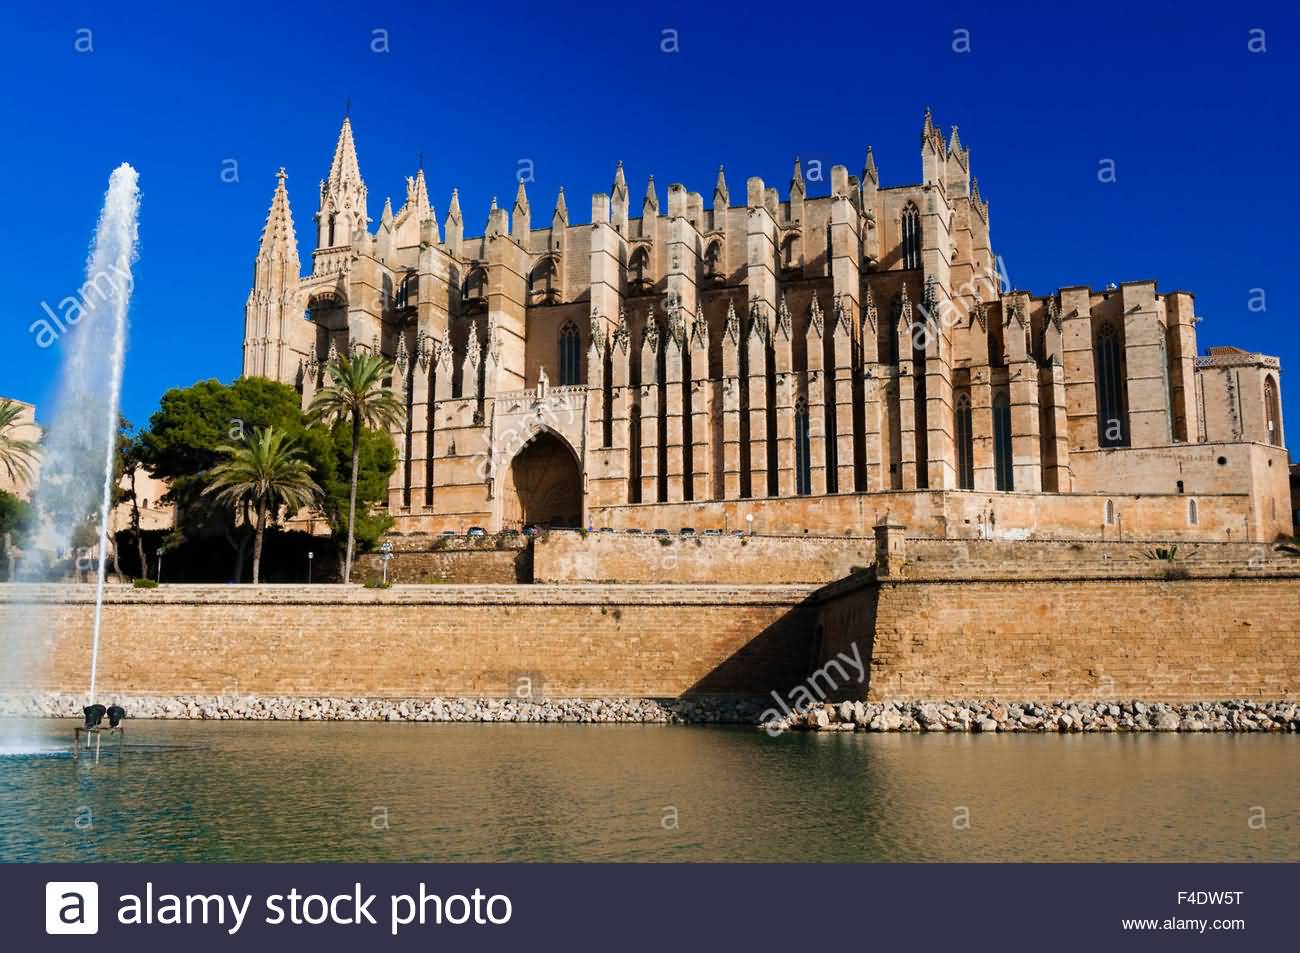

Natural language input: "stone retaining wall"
[0,584,816,699]
[814,573,1300,702]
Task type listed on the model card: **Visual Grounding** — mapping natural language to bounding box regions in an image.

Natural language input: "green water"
[1,721,1296,862]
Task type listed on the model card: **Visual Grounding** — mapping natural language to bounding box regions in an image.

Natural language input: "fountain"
[0,164,140,752]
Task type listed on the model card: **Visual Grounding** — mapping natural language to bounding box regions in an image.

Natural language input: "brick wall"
[0,584,816,698]
[814,573,1300,702]
[353,534,528,584]
[590,486,1260,540]
[534,531,875,584]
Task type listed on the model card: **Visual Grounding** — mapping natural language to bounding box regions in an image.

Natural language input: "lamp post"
[157,550,163,583]
[746,513,754,536]
[307,551,314,584]
[380,541,394,585]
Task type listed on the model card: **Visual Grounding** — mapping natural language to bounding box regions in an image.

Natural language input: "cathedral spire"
[553,186,568,227]
[948,124,962,155]
[863,146,878,185]
[790,156,805,199]
[257,168,299,271]
[444,187,463,252]
[380,196,393,225]
[401,167,431,220]
[921,106,937,147]
[317,116,369,247]
[713,165,729,208]
[612,160,628,201]
[643,174,659,216]
[513,179,531,243]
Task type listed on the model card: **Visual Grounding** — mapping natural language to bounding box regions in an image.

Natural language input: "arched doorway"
[502,431,582,529]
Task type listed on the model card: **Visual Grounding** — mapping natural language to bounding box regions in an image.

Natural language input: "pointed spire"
[948,124,962,155]
[921,106,936,146]
[724,298,739,343]
[319,116,368,243]
[402,167,430,219]
[790,157,805,198]
[612,160,628,200]
[257,168,300,270]
[514,178,529,212]
[713,165,729,208]
[447,187,462,223]
[552,186,568,227]
[327,116,364,190]
[380,196,393,225]
[863,146,878,185]
[643,174,659,215]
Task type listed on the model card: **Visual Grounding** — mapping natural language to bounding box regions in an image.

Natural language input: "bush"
[363,577,392,589]
[657,536,672,547]
[132,577,159,589]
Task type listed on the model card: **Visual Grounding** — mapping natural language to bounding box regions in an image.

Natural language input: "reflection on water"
[0,721,1295,862]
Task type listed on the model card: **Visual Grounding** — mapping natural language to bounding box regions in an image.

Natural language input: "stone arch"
[500,428,583,530]
[1264,373,1282,446]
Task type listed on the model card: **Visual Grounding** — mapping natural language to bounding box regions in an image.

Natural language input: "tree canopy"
[138,376,395,572]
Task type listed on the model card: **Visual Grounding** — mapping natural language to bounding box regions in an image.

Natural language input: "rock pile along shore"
[3,694,1297,732]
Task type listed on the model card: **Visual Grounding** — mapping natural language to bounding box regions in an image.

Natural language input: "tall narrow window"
[558,321,581,386]
[993,393,1014,491]
[1264,375,1282,446]
[1095,321,1129,447]
[955,391,975,489]
[628,247,650,292]
[529,258,558,304]
[704,241,723,280]
[901,202,922,270]
[1105,499,1115,525]
[1188,498,1198,525]
[1157,330,1173,442]
[794,398,811,495]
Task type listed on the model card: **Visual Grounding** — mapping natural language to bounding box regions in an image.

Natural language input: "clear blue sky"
[1,2,1296,449]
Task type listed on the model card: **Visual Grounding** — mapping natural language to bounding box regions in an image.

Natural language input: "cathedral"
[242,112,1291,541]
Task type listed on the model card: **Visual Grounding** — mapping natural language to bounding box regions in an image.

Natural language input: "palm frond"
[203,426,322,518]
[0,398,40,485]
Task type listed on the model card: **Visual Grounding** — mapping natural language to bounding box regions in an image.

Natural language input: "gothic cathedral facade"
[242,113,1290,541]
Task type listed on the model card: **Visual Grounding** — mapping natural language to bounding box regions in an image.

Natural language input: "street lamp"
[307,551,314,584]
[380,541,394,585]
[157,550,164,583]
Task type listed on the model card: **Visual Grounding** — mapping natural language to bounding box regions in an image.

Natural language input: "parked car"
[439,529,456,537]
[624,527,643,534]
[702,529,722,537]
[523,525,541,537]
[467,526,487,537]
[652,528,669,535]
[599,527,615,534]
[678,527,696,536]
[499,528,519,537]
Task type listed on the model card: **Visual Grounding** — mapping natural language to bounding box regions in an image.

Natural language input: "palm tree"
[203,426,321,584]
[0,398,40,489]
[308,352,404,582]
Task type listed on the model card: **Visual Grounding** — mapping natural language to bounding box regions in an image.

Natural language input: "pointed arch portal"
[502,430,582,529]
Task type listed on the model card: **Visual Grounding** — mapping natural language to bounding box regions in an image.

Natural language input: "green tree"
[304,421,397,555]
[0,489,33,580]
[308,354,404,582]
[203,427,322,584]
[140,377,308,580]
[0,398,39,489]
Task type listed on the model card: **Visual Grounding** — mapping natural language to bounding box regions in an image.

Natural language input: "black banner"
[9,864,1288,949]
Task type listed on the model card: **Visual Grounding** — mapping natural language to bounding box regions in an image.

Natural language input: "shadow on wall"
[682,592,857,698]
